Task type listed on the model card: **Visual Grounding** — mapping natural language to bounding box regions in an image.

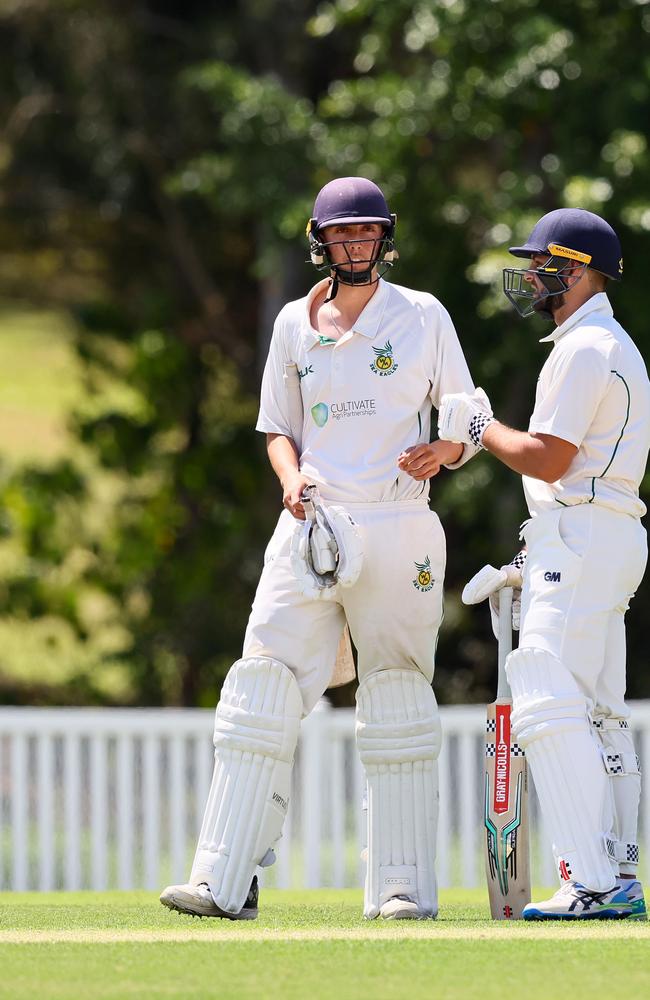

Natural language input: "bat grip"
[496,586,513,699]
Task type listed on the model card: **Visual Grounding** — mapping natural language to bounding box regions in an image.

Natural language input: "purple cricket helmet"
[306,177,398,296]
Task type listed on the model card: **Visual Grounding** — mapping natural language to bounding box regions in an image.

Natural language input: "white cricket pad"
[356,669,441,919]
[593,716,641,873]
[507,647,617,891]
[190,657,302,913]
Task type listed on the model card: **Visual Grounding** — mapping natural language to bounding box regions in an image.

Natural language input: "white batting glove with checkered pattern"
[437,387,494,448]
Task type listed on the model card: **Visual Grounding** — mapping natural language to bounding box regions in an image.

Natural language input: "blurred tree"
[0,0,648,704]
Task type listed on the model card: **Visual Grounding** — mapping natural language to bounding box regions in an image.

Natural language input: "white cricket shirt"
[524,293,650,517]
[256,278,477,502]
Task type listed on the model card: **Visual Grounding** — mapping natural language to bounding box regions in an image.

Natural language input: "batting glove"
[437,387,494,448]
[462,550,527,635]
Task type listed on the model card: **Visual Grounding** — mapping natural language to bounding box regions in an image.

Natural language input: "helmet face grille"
[308,231,397,287]
[503,256,584,318]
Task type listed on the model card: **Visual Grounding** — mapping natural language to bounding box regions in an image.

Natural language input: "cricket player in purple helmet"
[161,177,479,921]
[440,208,650,920]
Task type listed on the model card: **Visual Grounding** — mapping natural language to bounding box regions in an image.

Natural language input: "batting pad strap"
[608,839,640,866]
[602,750,640,777]
[356,670,441,919]
[592,717,630,731]
[191,658,302,914]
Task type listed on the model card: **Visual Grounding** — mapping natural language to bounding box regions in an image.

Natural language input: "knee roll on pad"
[506,646,590,747]
[191,657,302,913]
[506,647,617,892]
[593,716,641,873]
[356,669,441,919]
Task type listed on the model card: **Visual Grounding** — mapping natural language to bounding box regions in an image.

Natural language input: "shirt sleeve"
[427,298,480,469]
[528,342,610,447]
[255,311,295,437]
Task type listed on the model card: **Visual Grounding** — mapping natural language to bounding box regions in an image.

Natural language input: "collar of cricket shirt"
[303,278,390,351]
[539,291,613,344]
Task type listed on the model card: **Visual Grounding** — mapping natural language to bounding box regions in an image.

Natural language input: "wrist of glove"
[438,387,494,448]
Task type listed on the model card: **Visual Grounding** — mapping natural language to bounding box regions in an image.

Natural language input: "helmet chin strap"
[324,265,376,302]
[324,275,339,303]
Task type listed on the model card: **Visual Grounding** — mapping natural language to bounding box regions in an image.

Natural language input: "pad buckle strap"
[606,838,640,865]
[602,749,640,776]
[592,717,630,730]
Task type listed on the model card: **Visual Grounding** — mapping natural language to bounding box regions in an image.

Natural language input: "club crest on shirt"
[413,555,434,592]
[370,340,399,376]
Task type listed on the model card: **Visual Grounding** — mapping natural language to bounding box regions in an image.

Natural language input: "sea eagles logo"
[370,340,399,376]
[413,555,434,592]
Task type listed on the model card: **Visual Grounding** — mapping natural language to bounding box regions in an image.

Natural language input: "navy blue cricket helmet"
[503,208,623,318]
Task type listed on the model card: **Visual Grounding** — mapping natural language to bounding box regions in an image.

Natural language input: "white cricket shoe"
[523,880,645,921]
[160,876,259,920]
[379,895,430,920]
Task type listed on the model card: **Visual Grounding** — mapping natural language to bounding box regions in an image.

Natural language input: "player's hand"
[397,440,462,480]
[281,471,312,520]
[462,552,527,635]
[438,387,493,447]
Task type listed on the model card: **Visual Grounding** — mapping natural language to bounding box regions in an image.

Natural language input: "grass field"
[0,889,649,999]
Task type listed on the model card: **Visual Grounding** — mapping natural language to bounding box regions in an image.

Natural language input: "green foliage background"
[0,0,648,706]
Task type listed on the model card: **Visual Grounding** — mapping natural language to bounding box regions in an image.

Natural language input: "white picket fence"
[1,701,650,892]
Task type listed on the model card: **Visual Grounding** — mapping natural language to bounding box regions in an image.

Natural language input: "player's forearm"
[266,433,301,487]
[481,423,568,482]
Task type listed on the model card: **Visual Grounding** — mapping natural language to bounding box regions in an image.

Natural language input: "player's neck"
[551,284,601,327]
[328,275,379,325]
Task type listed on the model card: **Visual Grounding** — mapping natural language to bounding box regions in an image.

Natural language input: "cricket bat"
[484,586,531,919]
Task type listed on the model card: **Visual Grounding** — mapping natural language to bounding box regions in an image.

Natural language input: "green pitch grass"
[0,889,649,1000]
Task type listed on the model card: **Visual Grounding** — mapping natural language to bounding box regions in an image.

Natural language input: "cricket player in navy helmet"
[439,208,650,920]
[160,176,479,921]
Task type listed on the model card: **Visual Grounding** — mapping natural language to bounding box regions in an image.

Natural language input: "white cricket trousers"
[242,499,446,714]
[519,504,647,717]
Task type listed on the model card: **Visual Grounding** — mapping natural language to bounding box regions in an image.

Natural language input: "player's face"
[320,222,385,270]
[523,254,552,292]
[524,253,565,317]
[525,252,584,317]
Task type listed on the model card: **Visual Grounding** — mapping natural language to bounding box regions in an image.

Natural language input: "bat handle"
[496,586,513,699]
